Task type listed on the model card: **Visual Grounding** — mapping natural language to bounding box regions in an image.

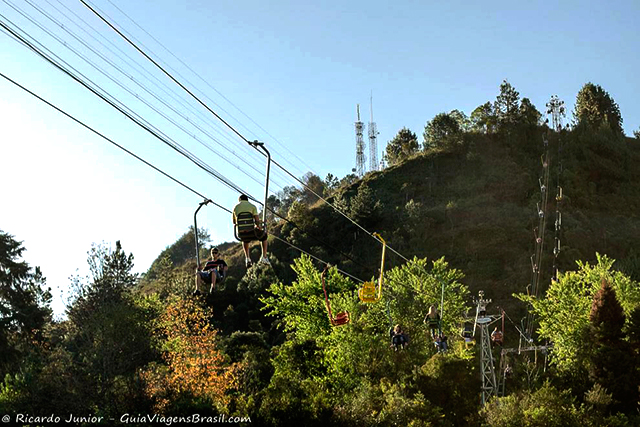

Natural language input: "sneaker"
[192,290,201,297]
[259,257,271,266]
[245,258,253,268]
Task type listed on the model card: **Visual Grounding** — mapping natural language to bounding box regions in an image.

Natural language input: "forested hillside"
[2,81,640,426]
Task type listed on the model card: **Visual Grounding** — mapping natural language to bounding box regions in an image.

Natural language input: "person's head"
[211,247,220,258]
[429,305,436,315]
[239,194,249,202]
[394,324,401,333]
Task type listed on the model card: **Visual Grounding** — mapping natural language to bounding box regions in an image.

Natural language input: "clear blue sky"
[1,0,638,317]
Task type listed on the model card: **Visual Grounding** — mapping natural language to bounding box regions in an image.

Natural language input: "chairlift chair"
[234,140,271,244]
[321,266,350,327]
[358,232,386,303]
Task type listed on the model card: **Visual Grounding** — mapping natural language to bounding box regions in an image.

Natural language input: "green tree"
[518,254,640,372]
[0,230,52,374]
[518,97,542,127]
[470,101,496,133]
[573,82,623,135]
[423,112,462,149]
[299,172,326,206]
[481,382,582,427]
[449,109,471,132]
[324,173,339,195]
[349,184,382,226]
[66,242,159,414]
[385,127,419,165]
[494,79,520,130]
[587,280,639,414]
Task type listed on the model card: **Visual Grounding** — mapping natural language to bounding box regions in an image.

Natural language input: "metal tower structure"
[546,96,566,283]
[524,134,551,340]
[368,93,379,172]
[355,104,366,177]
[474,291,501,405]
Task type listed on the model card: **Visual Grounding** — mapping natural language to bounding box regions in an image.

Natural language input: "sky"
[1,0,639,318]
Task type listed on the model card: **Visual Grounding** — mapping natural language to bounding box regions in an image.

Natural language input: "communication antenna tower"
[546,95,565,133]
[355,104,366,177]
[368,92,379,172]
[546,95,566,284]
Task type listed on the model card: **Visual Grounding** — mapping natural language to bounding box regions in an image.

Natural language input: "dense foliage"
[2,79,639,425]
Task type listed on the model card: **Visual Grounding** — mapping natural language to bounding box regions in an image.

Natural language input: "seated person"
[194,247,228,295]
[491,327,504,346]
[233,194,270,267]
[462,322,475,348]
[437,334,448,352]
[389,324,409,351]
[424,305,441,339]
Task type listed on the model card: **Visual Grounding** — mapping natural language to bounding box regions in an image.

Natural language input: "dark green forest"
[2,81,640,426]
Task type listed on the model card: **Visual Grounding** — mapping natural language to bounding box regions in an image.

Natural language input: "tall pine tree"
[588,279,639,414]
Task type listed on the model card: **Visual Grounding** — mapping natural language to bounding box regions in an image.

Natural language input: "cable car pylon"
[474,290,502,405]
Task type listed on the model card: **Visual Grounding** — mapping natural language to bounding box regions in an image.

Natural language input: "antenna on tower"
[368,92,379,172]
[355,104,366,177]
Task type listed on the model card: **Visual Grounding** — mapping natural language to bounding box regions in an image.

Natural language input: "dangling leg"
[259,232,271,265]
[242,242,252,267]
[210,272,217,293]
[194,272,203,296]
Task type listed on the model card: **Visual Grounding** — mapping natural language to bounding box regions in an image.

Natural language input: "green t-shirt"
[233,200,258,221]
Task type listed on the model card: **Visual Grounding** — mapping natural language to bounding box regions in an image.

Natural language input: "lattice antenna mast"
[524,134,552,341]
[368,92,379,172]
[355,104,366,177]
[546,95,566,283]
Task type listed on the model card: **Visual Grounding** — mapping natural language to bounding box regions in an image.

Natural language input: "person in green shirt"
[233,194,270,267]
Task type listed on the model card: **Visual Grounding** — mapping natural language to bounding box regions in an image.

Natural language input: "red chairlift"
[321,266,350,327]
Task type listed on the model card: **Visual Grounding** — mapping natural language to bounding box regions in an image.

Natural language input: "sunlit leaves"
[142,298,239,412]
[518,253,640,371]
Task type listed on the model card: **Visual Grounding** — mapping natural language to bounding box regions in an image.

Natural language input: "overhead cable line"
[7,0,285,192]
[0,13,253,198]
[100,0,317,179]
[0,69,365,285]
[0,15,372,274]
[81,0,411,263]
[47,0,283,186]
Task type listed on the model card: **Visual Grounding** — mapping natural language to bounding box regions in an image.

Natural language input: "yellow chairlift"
[358,232,386,303]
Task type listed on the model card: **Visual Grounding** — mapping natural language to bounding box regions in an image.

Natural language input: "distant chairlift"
[321,266,350,326]
[358,232,386,303]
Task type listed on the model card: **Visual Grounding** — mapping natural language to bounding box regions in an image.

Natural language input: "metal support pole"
[251,141,271,231]
[193,199,211,270]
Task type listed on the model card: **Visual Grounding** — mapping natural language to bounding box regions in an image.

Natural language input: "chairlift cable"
[81,0,411,263]
[0,69,367,287]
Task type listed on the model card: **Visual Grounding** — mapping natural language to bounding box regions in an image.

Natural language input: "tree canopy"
[573,82,623,135]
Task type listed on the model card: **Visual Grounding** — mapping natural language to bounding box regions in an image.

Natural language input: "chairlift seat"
[330,311,350,326]
[234,211,263,242]
[359,281,380,303]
